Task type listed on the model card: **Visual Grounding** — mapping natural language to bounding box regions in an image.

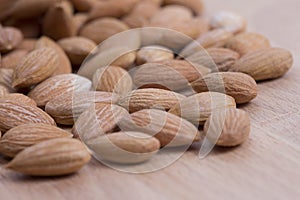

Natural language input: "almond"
[12,47,58,88]
[0,99,56,132]
[58,36,97,66]
[92,66,133,96]
[186,48,240,72]
[204,108,250,147]
[0,25,23,53]
[133,60,211,90]
[226,32,271,56]
[7,0,59,20]
[6,138,91,176]
[111,51,137,69]
[35,36,72,75]
[70,0,98,12]
[118,88,186,113]
[86,132,160,164]
[230,48,293,81]
[210,11,247,34]
[43,1,76,40]
[0,123,72,157]
[122,1,160,28]
[180,29,233,57]
[169,92,236,125]
[136,45,174,65]
[28,74,92,107]
[0,68,15,92]
[73,13,88,34]
[150,5,193,26]
[0,93,36,107]
[72,103,129,140]
[79,18,129,44]
[17,38,36,51]
[163,0,204,15]
[45,91,119,125]
[88,0,139,21]
[118,109,200,147]
[1,49,28,69]
[191,72,257,104]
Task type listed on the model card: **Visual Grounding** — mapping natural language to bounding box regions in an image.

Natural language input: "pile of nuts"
[0,0,293,176]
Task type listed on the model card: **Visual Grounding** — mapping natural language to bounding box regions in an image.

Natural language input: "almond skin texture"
[210,11,247,34]
[0,26,23,53]
[88,0,139,20]
[92,66,133,96]
[0,68,15,92]
[0,123,72,157]
[0,85,9,96]
[35,36,72,75]
[230,48,293,81]
[6,138,91,176]
[118,109,201,147]
[118,88,186,113]
[87,132,160,164]
[186,47,240,72]
[79,18,129,44]
[58,36,97,66]
[42,1,76,40]
[191,72,258,104]
[45,91,119,125]
[204,108,250,147]
[136,45,174,65]
[169,92,236,125]
[0,99,56,132]
[28,74,92,107]
[13,47,58,88]
[0,93,36,107]
[1,49,28,69]
[72,103,129,140]
[133,60,211,91]
[180,29,233,57]
[226,32,271,56]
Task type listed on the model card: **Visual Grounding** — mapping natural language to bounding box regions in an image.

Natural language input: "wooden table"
[1,0,300,199]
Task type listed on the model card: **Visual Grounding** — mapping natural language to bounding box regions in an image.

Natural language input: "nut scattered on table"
[0,0,294,177]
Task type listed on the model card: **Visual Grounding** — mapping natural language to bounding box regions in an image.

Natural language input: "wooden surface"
[1,0,300,199]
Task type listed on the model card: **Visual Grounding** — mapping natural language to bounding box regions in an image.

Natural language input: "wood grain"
[1,0,300,199]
